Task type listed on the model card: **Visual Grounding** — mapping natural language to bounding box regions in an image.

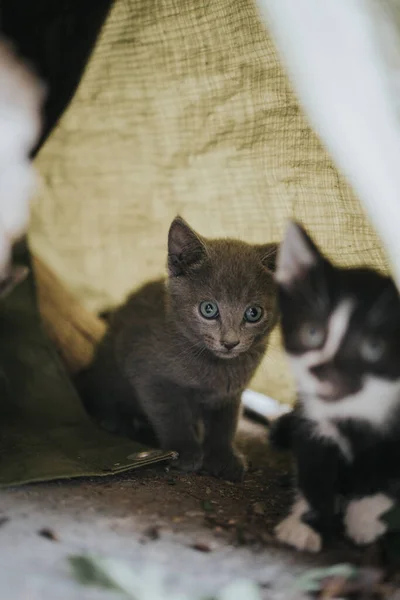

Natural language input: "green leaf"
[69,555,129,595]
[69,554,261,600]
[294,563,358,593]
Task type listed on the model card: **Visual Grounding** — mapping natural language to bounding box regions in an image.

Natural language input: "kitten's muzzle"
[214,348,240,359]
[213,341,243,359]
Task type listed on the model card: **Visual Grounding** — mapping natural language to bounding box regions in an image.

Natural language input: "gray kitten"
[77,217,278,481]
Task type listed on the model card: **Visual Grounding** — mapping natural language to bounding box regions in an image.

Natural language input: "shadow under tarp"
[0,245,172,487]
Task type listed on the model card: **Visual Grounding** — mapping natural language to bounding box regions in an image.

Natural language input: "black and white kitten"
[77,217,278,481]
[272,221,400,552]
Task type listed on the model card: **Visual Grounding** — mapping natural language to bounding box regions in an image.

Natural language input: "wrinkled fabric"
[29,0,387,404]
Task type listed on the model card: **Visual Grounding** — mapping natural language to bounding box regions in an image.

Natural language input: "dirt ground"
[0,418,382,599]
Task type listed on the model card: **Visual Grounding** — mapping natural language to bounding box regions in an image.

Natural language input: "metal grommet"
[127,450,166,460]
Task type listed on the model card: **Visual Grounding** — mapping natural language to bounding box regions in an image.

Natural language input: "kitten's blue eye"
[244,306,263,323]
[360,337,386,362]
[199,301,219,319]
[301,323,325,348]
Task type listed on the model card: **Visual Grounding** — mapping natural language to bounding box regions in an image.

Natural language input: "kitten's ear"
[258,243,278,273]
[0,265,29,299]
[168,217,207,276]
[276,221,321,286]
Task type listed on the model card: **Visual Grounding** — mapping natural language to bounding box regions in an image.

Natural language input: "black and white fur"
[272,221,400,552]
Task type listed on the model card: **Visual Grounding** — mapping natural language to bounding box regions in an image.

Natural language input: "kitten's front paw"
[203,450,246,482]
[172,446,204,473]
[344,494,393,545]
[275,513,322,553]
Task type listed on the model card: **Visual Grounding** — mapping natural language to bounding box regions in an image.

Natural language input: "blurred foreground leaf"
[293,563,357,593]
[69,554,262,600]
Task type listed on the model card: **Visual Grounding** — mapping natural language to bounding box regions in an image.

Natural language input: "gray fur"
[76,217,278,481]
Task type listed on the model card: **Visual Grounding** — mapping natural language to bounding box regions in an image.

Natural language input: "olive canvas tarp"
[0,246,173,486]
[0,0,389,484]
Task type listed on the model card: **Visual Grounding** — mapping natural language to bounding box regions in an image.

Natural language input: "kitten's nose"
[222,340,240,351]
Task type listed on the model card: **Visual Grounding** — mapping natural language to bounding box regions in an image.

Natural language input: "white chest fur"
[303,376,400,461]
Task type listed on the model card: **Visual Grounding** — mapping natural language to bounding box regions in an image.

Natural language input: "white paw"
[275,513,322,553]
[344,494,393,545]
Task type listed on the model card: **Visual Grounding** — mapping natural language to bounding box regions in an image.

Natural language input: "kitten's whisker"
[169,339,208,364]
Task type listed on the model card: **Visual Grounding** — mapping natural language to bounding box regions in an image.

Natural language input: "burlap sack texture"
[29,0,388,405]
